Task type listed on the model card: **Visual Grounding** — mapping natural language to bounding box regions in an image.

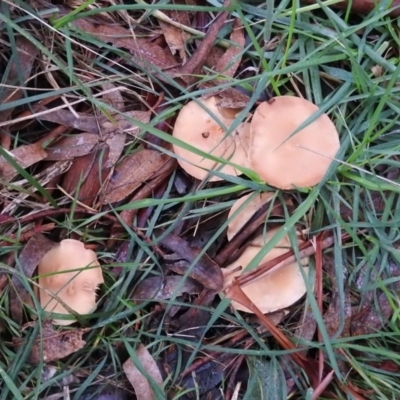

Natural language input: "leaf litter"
[1,1,400,399]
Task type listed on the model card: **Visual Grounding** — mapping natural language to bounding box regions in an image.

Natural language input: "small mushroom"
[223,227,309,313]
[37,239,104,325]
[227,192,275,241]
[249,96,340,189]
[172,96,250,181]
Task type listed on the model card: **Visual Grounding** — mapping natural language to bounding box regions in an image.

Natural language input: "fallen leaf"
[105,149,170,204]
[38,109,150,136]
[105,133,127,168]
[10,234,57,324]
[72,19,179,76]
[302,0,400,16]
[0,37,38,122]
[45,133,99,160]
[123,344,164,400]
[213,18,244,79]
[351,261,400,336]
[159,233,223,291]
[13,320,86,363]
[102,83,125,111]
[132,275,202,302]
[294,305,317,348]
[62,144,111,206]
[0,143,48,182]
[159,10,191,62]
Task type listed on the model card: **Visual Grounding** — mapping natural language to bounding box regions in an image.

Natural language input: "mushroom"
[249,96,340,189]
[37,239,104,325]
[227,192,275,241]
[223,227,309,313]
[172,96,251,181]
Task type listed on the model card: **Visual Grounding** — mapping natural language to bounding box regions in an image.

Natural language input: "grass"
[1,0,400,398]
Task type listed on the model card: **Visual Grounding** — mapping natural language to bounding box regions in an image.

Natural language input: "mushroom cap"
[38,239,104,325]
[223,227,309,313]
[249,96,340,189]
[227,192,275,241]
[172,96,251,181]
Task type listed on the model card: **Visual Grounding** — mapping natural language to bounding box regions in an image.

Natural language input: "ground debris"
[132,275,202,303]
[0,143,47,182]
[45,133,99,161]
[159,233,223,291]
[123,344,164,400]
[0,37,38,124]
[350,261,400,336]
[71,19,179,77]
[159,9,192,62]
[105,149,171,204]
[12,320,87,363]
[10,233,57,324]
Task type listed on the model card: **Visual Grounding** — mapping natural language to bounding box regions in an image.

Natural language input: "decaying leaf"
[159,233,223,291]
[0,37,38,123]
[45,133,99,160]
[123,344,164,400]
[132,275,202,302]
[13,320,86,363]
[62,144,110,206]
[159,10,191,62]
[72,19,179,76]
[1,160,71,215]
[105,149,171,204]
[101,84,128,167]
[214,18,244,79]
[351,261,400,336]
[38,109,151,137]
[10,234,57,324]
[302,0,400,16]
[0,143,48,182]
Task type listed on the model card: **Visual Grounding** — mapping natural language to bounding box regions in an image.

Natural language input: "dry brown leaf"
[38,109,150,136]
[105,149,170,204]
[302,0,400,16]
[13,320,86,363]
[132,276,202,302]
[159,10,191,62]
[10,234,57,324]
[72,19,179,75]
[0,143,48,182]
[159,233,223,291]
[214,18,244,78]
[0,37,38,123]
[105,133,127,168]
[102,83,125,111]
[123,344,164,400]
[62,144,111,206]
[45,133,99,161]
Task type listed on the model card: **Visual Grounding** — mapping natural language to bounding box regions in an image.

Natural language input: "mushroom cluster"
[37,239,104,325]
[172,95,340,189]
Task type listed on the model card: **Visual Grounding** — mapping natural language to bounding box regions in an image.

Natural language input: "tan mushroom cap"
[249,96,340,189]
[223,227,309,313]
[227,192,275,241]
[38,239,104,325]
[172,96,251,181]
